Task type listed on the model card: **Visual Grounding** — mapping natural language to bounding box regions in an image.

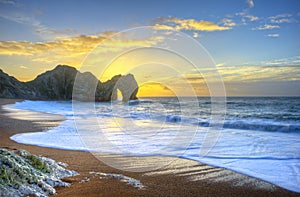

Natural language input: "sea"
[6,97,300,192]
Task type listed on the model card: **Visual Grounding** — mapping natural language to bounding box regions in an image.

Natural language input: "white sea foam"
[7,100,300,193]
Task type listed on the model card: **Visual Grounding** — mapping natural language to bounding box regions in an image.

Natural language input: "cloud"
[19,65,28,69]
[0,0,16,5]
[246,0,254,8]
[235,10,259,25]
[0,11,59,40]
[183,73,204,82]
[252,24,280,30]
[154,17,231,32]
[221,18,236,27]
[218,64,300,82]
[269,14,296,24]
[0,33,159,66]
[153,24,174,30]
[244,15,259,21]
[0,5,77,40]
[261,56,300,66]
[137,82,175,97]
[0,0,57,40]
[216,63,225,67]
[0,0,73,40]
[216,56,300,82]
[265,34,279,38]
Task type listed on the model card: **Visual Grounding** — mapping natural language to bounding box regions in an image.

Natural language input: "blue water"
[130,97,300,132]
[7,97,300,192]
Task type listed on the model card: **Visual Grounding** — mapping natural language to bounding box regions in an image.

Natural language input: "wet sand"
[0,98,299,197]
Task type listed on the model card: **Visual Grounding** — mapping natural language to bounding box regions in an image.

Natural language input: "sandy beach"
[0,98,299,197]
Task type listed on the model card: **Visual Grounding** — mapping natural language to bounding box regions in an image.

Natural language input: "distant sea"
[7,97,300,192]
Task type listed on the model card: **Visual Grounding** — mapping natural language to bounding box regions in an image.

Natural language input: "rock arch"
[111,74,139,102]
[112,74,139,102]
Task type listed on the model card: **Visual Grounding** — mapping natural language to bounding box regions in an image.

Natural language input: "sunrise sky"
[0,0,299,96]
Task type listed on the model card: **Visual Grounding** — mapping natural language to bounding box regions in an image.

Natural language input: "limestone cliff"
[0,69,33,99]
[0,65,138,102]
[112,74,138,101]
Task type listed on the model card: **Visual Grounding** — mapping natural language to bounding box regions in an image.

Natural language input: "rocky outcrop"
[112,74,138,101]
[27,65,78,100]
[0,65,139,102]
[0,148,78,197]
[0,69,33,99]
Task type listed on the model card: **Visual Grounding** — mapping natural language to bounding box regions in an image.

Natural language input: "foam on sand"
[6,100,300,193]
[89,171,144,189]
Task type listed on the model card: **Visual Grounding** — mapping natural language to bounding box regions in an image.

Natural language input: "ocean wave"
[195,120,300,133]
[166,115,181,123]
[6,99,300,193]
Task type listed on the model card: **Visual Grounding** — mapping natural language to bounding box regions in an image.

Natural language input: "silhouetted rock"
[0,65,139,102]
[112,74,138,101]
[27,65,78,100]
[0,69,33,99]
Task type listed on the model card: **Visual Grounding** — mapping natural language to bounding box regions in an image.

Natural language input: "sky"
[0,0,300,96]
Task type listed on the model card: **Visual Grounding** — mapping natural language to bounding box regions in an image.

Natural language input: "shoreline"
[0,98,299,196]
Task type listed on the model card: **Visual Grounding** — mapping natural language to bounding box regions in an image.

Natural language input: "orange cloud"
[0,33,158,67]
[0,35,105,56]
[154,17,231,32]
